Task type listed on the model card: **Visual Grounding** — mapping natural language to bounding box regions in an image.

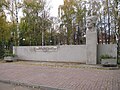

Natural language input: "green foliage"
[0,0,119,46]
[4,49,15,57]
[59,0,87,45]
[0,41,4,59]
[19,0,51,46]
[100,54,116,59]
[118,58,120,64]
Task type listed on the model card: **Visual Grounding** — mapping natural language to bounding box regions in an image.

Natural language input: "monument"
[86,16,97,64]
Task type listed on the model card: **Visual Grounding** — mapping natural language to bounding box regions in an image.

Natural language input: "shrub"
[100,54,116,59]
[4,50,15,57]
[0,41,4,59]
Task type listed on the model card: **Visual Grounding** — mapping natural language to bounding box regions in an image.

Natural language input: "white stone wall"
[13,45,87,63]
[86,31,97,64]
[98,44,117,63]
[13,44,117,64]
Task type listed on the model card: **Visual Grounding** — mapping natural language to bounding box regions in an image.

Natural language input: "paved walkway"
[0,62,120,90]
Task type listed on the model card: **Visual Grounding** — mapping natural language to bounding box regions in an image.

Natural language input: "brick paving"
[0,62,120,90]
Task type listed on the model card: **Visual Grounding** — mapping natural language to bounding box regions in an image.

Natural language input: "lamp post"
[23,38,25,41]
[22,38,25,46]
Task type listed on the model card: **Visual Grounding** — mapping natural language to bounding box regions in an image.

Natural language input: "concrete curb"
[0,79,64,90]
[10,61,120,70]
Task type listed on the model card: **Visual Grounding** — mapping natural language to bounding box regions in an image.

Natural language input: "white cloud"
[48,0,63,17]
